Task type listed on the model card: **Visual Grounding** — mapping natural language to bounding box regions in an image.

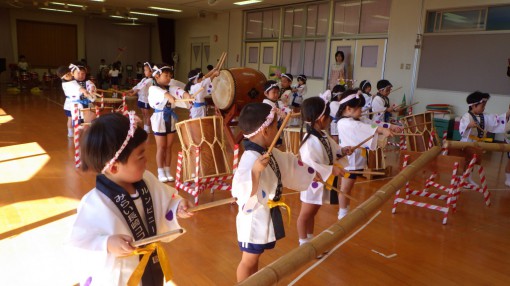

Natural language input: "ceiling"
[2,0,310,23]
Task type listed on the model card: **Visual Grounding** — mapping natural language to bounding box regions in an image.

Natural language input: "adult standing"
[328,51,346,90]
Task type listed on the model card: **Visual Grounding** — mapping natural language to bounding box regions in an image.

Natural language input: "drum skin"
[212,67,266,110]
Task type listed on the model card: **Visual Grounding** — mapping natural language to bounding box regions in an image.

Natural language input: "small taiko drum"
[29,72,38,81]
[94,97,123,110]
[43,73,52,82]
[211,67,266,110]
[176,116,232,182]
[400,112,437,152]
[283,127,302,155]
[20,72,30,81]
[80,107,114,123]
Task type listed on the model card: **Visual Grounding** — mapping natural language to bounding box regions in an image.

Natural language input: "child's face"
[343,105,362,119]
[155,71,171,86]
[263,117,278,146]
[265,88,279,101]
[143,66,152,78]
[73,69,86,81]
[318,114,331,129]
[281,77,291,88]
[471,101,486,114]
[379,86,391,96]
[117,141,147,183]
[298,79,305,85]
[364,86,372,94]
[62,72,73,81]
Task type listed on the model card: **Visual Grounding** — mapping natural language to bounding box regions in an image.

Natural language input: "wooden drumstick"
[317,178,358,201]
[352,134,375,150]
[348,170,385,176]
[187,197,237,212]
[175,98,196,102]
[215,52,227,70]
[267,112,293,155]
[218,52,227,69]
[131,229,184,248]
[397,101,419,110]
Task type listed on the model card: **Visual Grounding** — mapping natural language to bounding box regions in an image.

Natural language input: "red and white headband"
[244,107,278,139]
[101,111,137,174]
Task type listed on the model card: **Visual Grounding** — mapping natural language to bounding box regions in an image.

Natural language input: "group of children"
[66,62,510,285]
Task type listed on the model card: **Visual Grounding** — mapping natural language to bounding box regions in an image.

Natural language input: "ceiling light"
[40,7,72,12]
[90,0,104,2]
[234,0,262,6]
[50,2,84,8]
[130,11,159,17]
[148,6,182,13]
[110,15,138,20]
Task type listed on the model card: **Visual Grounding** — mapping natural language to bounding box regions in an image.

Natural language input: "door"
[329,40,355,88]
[245,42,277,77]
[245,42,260,70]
[190,38,210,72]
[352,39,387,88]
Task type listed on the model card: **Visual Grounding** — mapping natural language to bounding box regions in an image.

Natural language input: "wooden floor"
[1,87,509,285]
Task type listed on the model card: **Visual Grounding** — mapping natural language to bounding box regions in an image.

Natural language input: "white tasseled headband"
[101,111,137,174]
[188,72,201,82]
[281,74,292,81]
[361,80,371,90]
[69,63,81,73]
[339,90,362,105]
[244,107,278,139]
[265,83,279,93]
[468,98,488,106]
[143,62,152,71]
[152,65,172,77]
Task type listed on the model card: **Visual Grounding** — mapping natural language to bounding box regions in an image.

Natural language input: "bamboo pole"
[237,146,442,286]
[267,112,293,154]
[445,140,510,152]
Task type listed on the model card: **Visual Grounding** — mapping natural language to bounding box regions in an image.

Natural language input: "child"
[291,74,307,108]
[232,103,318,282]
[262,80,287,146]
[279,73,293,112]
[359,80,372,118]
[336,89,400,219]
[371,79,402,124]
[297,97,350,246]
[109,63,120,91]
[68,112,193,286]
[17,55,29,72]
[185,68,220,119]
[148,64,190,182]
[57,64,94,137]
[72,63,97,96]
[328,85,346,142]
[458,91,510,185]
[126,62,153,133]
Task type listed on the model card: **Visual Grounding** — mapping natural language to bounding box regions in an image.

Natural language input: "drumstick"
[187,197,237,212]
[317,178,358,201]
[218,53,227,69]
[398,101,419,109]
[352,134,375,150]
[390,86,402,93]
[175,98,196,102]
[290,112,301,118]
[131,229,184,248]
[348,170,385,176]
[215,52,226,70]
[267,112,293,155]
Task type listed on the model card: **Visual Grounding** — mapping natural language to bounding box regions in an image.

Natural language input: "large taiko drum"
[211,68,266,110]
[176,116,232,182]
[400,112,438,152]
[284,127,302,155]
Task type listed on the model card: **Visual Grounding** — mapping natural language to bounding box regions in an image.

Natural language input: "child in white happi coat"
[185,68,220,119]
[326,85,346,142]
[279,73,294,112]
[67,112,194,286]
[148,65,190,183]
[291,74,307,108]
[57,64,95,137]
[73,63,97,95]
[297,97,351,246]
[371,79,402,124]
[458,91,510,185]
[126,62,154,133]
[232,103,318,282]
[336,89,401,219]
[359,80,372,120]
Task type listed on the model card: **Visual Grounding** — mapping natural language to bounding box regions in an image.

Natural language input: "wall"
[0,9,15,84]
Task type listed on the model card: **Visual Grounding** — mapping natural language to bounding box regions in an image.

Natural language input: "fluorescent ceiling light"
[234,0,262,6]
[148,6,182,13]
[130,11,159,17]
[50,2,84,8]
[110,15,138,20]
[40,7,72,13]
[90,0,104,2]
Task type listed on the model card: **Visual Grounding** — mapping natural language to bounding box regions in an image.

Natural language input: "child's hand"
[341,146,353,156]
[313,171,323,182]
[381,128,394,137]
[390,125,403,133]
[177,199,194,218]
[253,154,270,174]
[332,165,346,177]
[107,234,135,255]
[468,121,478,128]
[166,93,176,104]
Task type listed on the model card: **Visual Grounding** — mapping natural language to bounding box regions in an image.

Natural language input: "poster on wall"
[268,66,286,80]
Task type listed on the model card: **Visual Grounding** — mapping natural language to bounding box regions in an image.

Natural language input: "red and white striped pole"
[73,103,81,168]
[194,147,200,205]
[428,130,435,150]
[233,144,239,174]
[122,93,128,115]
[441,131,448,155]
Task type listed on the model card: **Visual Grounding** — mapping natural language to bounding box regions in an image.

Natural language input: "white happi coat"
[189,77,212,119]
[329,101,341,136]
[63,80,85,111]
[148,85,186,133]
[459,112,507,142]
[232,147,315,245]
[67,171,184,286]
[299,131,342,205]
[133,77,153,104]
[337,117,379,170]
[371,95,389,123]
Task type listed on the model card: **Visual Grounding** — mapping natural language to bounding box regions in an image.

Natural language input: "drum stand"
[215,104,244,151]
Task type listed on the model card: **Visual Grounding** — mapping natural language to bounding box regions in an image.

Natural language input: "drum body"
[211,68,266,110]
[176,116,231,182]
[93,98,123,109]
[401,112,438,152]
[283,127,302,155]
[20,72,29,81]
[80,107,113,123]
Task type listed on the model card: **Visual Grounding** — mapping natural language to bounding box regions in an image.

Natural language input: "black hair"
[72,61,87,73]
[336,88,366,119]
[56,65,70,78]
[331,84,346,101]
[297,74,307,83]
[467,91,490,111]
[335,51,344,61]
[185,69,203,92]
[299,97,331,148]
[207,64,214,71]
[264,80,279,93]
[359,80,372,93]
[152,64,173,87]
[81,113,148,173]
[238,103,273,136]
[281,73,293,82]
[377,79,392,91]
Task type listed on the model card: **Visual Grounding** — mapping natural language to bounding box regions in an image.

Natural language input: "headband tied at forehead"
[265,83,279,93]
[143,62,152,71]
[361,80,371,90]
[244,107,279,139]
[101,111,137,174]
[339,90,362,105]
[152,65,172,77]
[188,72,201,82]
[69,63,81,73]
[281,73,292,81]
[468,98,488,107]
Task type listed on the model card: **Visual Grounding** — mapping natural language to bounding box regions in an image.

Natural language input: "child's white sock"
[505,173,510,187]
[164,166,174,182]
[158,168,168,183]
[298,238,309,246]
[144,125,151,133]
[307,234,314,239]
[338,207,350,220]
[67,128,73,137]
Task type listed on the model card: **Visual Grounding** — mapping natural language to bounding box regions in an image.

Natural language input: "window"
[425,8,488,33]
[283,7,305,37]
[246,9,280,39]
[359,0,391,34]
[333,1,360,35]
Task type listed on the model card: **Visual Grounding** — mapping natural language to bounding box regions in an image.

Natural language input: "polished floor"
[0,87,509,285]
